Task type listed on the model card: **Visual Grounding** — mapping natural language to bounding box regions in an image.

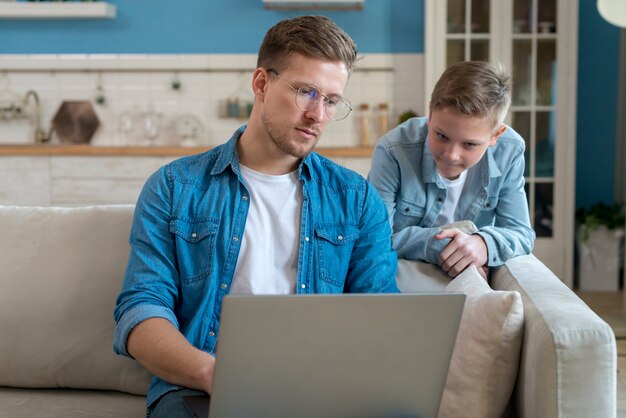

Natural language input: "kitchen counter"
[0,145,374,158]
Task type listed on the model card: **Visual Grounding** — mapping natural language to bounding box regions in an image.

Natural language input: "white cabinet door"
[0,157,50,206]
[50,156,175,206]
[425,0,578,286]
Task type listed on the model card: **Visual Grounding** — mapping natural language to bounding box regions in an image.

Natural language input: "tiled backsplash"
[0,53,424,147]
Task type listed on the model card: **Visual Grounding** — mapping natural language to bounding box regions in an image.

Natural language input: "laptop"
[184,293,465,418]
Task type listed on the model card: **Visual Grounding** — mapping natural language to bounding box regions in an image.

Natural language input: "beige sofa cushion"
[0,205,151,395]
[438,266,524,418]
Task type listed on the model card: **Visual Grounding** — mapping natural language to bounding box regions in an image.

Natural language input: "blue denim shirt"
[113,126,398,406]
[368,117,535,267]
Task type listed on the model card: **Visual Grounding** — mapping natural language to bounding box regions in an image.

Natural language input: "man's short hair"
[257,15,358,74]
[429,61,512,129]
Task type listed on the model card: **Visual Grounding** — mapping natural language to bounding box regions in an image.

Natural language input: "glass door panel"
[470,40,489,61]
[513,0,532,33]
[447,0,466,33]
[537,0,557,34]
[535,111,555,177]
[536,40,556,106]
[534,183,554,237]
[446,40,465,67]
[471,0,490,33]
[512,40,532,106]
[511,111,531,176]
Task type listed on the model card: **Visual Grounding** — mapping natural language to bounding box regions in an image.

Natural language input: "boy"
[368,61,535,279]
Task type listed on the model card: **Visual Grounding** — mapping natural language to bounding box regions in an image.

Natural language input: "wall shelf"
[263,0,363,10]
[0,2,116,19]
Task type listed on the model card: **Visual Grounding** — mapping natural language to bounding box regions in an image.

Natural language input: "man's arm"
[128,318,215,394]
[113,167,215,392]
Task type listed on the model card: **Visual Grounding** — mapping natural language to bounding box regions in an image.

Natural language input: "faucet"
[22,90,51,144]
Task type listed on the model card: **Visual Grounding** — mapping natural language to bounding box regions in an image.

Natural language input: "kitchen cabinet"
[0,146,373,206]
[425,0,578,286]
[0,2,116,19]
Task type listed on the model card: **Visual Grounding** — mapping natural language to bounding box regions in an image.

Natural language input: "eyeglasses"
[267,68,352,121]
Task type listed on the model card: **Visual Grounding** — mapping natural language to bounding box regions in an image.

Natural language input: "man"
[369,61,535,280]
[114,15,398,417]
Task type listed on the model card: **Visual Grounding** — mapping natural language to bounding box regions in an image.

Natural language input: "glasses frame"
[267,68,352,121]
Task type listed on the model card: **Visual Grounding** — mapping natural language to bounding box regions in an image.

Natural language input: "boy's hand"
[435,229,488,277]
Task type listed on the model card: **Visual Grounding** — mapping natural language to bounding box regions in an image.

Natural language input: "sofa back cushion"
[0,205,151,395]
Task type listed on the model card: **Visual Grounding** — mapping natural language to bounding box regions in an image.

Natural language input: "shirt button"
[233,236,239,242]
[242,195,248,201]
[301,284,306,289]
[191,232,197,238]
[208,331,215,337]
[221,283,228,290]
[305,236,310,242]
[337,235,343,241]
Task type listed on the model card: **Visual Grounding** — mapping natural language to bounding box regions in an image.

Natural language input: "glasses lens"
[330,100,351,121]
[295,87,320,112]
[294,86,352,121]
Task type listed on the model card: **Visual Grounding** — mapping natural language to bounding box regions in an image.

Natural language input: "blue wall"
[0,0,423,54]
[576,0,621,210]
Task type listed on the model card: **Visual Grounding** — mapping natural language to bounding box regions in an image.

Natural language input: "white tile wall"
[0,53,423,148]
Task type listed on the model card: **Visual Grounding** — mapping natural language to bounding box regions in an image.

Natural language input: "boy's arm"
[475,150,536,266]
[368,140,449,265]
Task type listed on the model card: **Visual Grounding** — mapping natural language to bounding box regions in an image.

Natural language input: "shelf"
[0,2,116,19]
[0,144,374,158]
[263,0,363,10]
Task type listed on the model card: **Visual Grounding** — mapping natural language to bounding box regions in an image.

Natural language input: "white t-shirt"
[230,165,302,295]
[434,169,468,227]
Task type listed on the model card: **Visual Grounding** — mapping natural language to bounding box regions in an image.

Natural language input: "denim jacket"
[368,117,535,267]
[113,126,398,406]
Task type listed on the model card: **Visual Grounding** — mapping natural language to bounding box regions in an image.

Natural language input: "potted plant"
[576,202,625,291]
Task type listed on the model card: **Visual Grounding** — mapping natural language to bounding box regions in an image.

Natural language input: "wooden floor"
[576,290,626,416]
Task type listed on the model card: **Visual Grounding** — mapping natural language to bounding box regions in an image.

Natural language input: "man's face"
[427,107,502,180]
[260,54,349,159]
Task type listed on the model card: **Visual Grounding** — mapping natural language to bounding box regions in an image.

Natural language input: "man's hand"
[435,228,488,278]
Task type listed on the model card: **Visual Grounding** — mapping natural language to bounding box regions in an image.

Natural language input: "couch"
[0,204,617,417]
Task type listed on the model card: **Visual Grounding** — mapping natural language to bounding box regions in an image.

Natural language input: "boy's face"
[427,107,506,180]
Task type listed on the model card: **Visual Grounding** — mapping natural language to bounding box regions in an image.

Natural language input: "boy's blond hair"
[430,61,511,129]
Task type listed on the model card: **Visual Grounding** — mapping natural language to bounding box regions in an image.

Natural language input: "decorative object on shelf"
[140,108,162,146]
[219,72,254,120]
[397,110,418,125]
[356,103,371,147]
[94,72,105,106]
[0,73,23,120]
[51,101,100,144]
[375,102,389,138]
[171,72,182,91]
[175,113,205,147]
[576,203,625,291]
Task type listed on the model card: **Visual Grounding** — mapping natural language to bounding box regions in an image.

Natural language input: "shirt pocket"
[394,196,426,228]
[169,218,220,284]
[314,223,359,288]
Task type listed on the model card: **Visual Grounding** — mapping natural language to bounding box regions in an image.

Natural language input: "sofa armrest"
[491,254,617,418]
